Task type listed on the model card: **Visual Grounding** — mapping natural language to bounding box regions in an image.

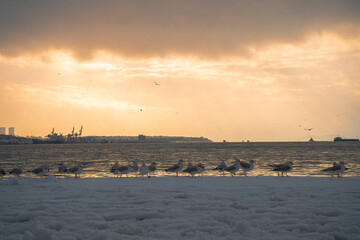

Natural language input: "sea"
[0,142,359,178]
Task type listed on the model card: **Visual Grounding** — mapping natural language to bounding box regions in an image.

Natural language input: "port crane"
[67,126,83,138]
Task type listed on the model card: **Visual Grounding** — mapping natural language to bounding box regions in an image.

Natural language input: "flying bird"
[154,81,160,86]
[304,128,313,131]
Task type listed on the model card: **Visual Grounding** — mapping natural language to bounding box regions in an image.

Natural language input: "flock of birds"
[0,159,349,179]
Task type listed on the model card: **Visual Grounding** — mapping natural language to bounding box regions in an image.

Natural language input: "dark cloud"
[0,0,359,59]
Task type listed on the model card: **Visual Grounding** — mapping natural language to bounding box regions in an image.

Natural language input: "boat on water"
[308,138,314,142]
[334,137,359,142]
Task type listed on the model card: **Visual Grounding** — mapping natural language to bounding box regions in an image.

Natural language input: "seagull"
[165,160,184,176]
[154,81,160,86]
[0,167,6,178]
[183,163,205,178]
[130,161,139,176]
[235,158,255,176]
[110,162,120,177]
[28,165,49,178]
[224,159,241,177]
[304,128,313,131]
[322,161,347,178]
[183,162,194,173]
[9,167,22,178]
[139,163,149,179]
[213,160,227,176]
[148,162,157,176]
[58,163,67,176]
[68,163,84,179]
[269,161,293,177]
[117,165,135,177]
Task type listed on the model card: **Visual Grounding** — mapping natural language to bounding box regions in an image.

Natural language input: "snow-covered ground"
[1,177,359,240]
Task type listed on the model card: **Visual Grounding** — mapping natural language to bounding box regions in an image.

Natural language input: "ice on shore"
[1,177,359,239]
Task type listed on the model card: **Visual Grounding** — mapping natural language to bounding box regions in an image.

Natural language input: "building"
[138,134,146,141]
[0,127,5,135]
[8,127,15,136]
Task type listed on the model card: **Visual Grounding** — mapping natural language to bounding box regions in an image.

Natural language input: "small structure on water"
[334,136,359,142]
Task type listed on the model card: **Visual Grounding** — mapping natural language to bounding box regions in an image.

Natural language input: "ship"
[334,137,359,142]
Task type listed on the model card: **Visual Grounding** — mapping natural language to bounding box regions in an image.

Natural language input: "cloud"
[0,0,359,60]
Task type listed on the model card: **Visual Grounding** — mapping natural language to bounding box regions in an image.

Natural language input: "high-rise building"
[0,127,5,135]
[8,127,15,136]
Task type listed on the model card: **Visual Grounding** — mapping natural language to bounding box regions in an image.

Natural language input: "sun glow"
[0,34,359,140]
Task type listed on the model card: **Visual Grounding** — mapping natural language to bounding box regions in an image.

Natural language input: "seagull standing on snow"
[322,161,347,178]
[110,162,120,177]
[235,158,255,176]
[224,159,241,177]
[117,165,135,177]
[58,163,67,176]
[139,163,149,179]
[148,162,157,176]
[213,160,227,176]
[183,163,205,178]
[183,162,194,173]
[9,167,22,178]
[130,161,139,176]
[0,167,6,178]
[269,161,293,177]
[165,160,184,176]
[28,165,49,178]
[68,163,84,179]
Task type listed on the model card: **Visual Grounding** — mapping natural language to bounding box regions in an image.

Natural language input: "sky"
[0,0,360,142]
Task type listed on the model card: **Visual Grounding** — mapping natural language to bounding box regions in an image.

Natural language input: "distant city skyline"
[1,0,360,141]
[0,127,15,136]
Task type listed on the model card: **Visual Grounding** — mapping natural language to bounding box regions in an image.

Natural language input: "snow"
[1,177,359,240]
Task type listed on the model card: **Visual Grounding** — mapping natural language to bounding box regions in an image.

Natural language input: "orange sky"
[0,0,360,141]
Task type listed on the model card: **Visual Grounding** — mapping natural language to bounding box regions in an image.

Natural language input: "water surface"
[0,142,359,178]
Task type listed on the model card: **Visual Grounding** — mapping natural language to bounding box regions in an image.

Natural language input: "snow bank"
[1,177,359,239]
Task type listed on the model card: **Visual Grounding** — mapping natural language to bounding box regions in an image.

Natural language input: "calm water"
[0,142,359,178]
